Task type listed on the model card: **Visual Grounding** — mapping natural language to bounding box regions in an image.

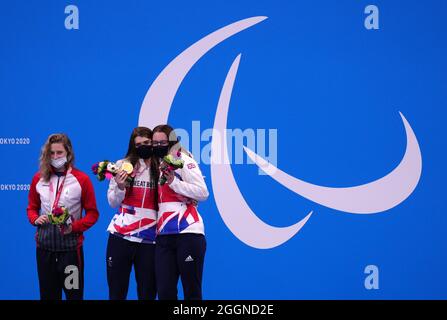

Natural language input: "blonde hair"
[39,133,75,181]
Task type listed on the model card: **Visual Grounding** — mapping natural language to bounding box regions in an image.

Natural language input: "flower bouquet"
[159,150,184,185]
[92,160,134,182]
[48,205,71,225]
[48,205,73,235]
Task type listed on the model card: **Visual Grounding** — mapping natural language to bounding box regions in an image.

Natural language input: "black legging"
[106,233,157,300]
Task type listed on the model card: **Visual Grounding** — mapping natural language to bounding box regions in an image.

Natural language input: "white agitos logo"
[138,17,422,249]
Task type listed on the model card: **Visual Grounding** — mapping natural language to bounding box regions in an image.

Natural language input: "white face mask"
[51,157,67,169]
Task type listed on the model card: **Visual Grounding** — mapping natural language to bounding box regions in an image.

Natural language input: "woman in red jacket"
[27,133,99,300]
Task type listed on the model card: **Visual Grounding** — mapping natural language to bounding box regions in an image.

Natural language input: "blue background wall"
[0,0,446,299]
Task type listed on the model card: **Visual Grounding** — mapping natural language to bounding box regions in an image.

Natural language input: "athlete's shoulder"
[180,151,196,162]
[70,167,91,183]
[31,171,41,184]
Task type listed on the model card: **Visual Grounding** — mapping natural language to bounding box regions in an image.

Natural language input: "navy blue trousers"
[155,233,206,300]
[106,233,157,300]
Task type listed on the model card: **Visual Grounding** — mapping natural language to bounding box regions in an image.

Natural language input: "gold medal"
[121,162,134,174]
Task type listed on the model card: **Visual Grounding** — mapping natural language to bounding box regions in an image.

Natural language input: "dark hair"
[125,127,158,206]
[152,124,180,150]
[125,127,153,167]
[151,124,180,191]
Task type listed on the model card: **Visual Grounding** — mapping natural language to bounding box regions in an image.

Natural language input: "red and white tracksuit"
[26,167,99,251]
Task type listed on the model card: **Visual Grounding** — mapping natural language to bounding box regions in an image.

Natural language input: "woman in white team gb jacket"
[106,127,158,300]
[152,124,209,300]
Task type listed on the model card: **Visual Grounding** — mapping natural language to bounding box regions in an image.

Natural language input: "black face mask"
[136,145,153,159]
[153,145,169,158]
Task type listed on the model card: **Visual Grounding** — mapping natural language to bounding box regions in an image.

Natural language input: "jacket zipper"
[138,166,148,238]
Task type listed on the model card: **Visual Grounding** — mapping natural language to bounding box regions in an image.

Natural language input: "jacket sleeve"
[71,175,99,233]
[26,173,41,226]
[168,155,209,202]
[107,160,126,208]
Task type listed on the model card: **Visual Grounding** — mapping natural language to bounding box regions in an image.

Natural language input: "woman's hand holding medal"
[115,169,129,190]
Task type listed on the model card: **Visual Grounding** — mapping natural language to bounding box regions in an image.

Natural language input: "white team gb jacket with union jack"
[157,151,209,236]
